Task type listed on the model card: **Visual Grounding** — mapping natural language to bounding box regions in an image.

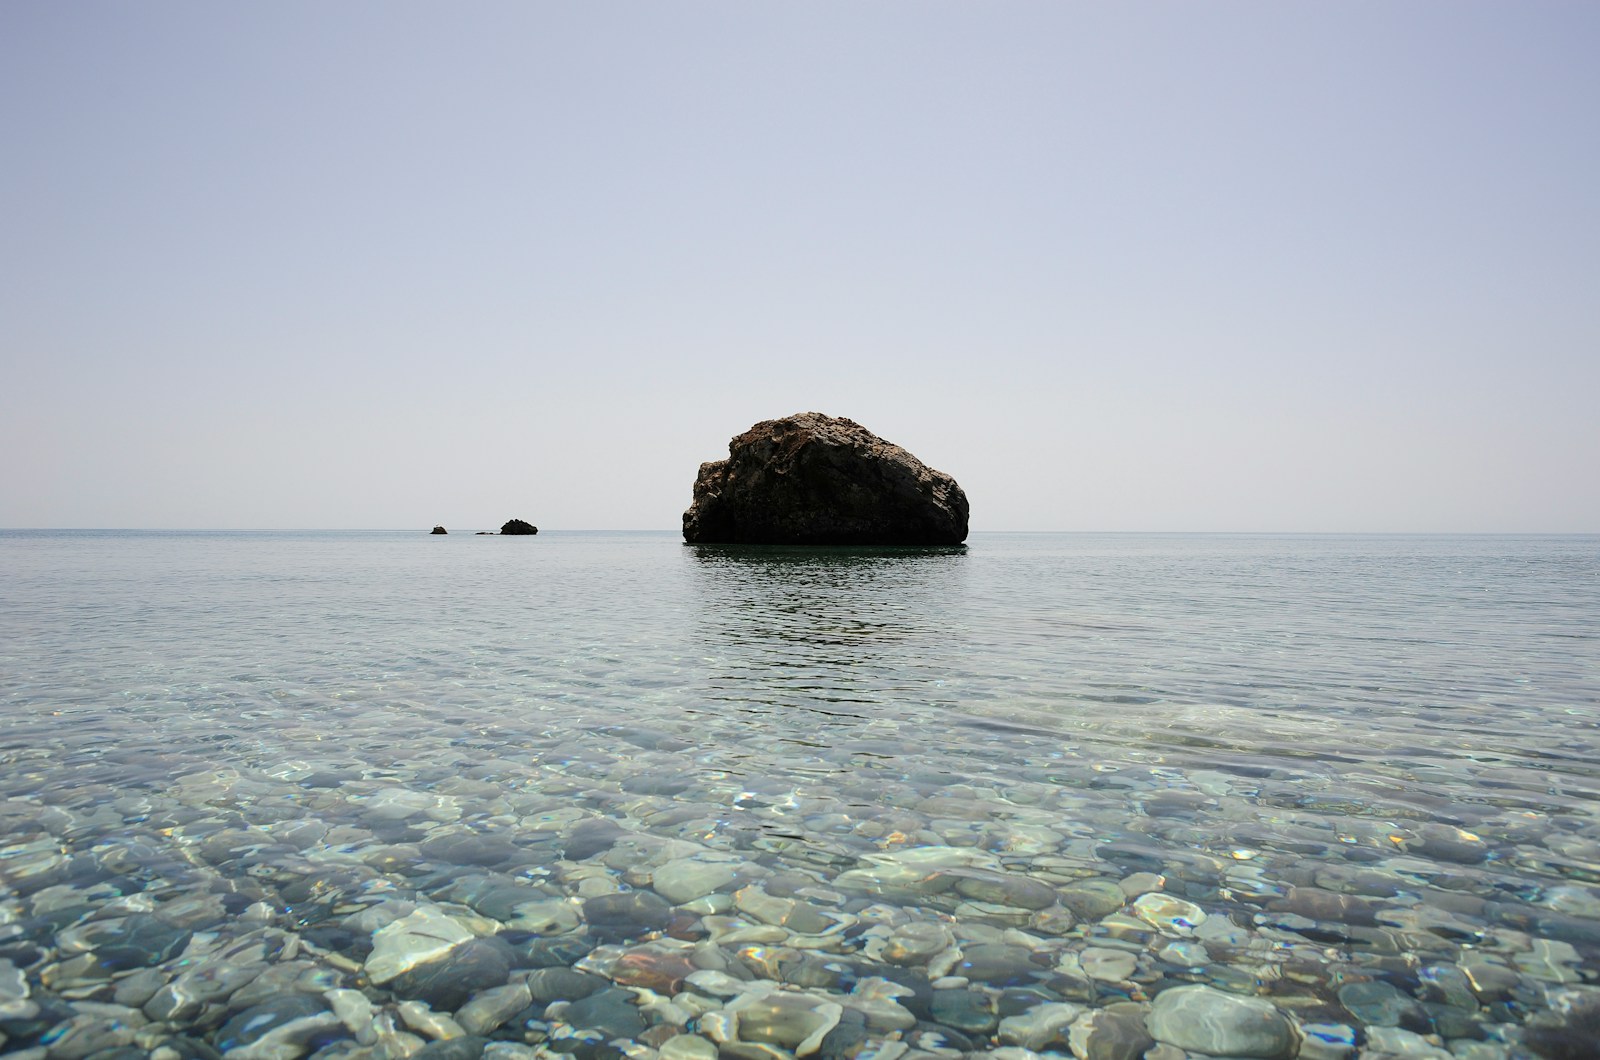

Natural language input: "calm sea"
[1,530,1597,1058]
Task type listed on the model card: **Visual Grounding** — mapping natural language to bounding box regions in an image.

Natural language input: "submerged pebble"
[1145,984,1297,1059]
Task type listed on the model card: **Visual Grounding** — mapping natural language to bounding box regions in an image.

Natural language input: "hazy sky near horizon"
[3,3,1597,532]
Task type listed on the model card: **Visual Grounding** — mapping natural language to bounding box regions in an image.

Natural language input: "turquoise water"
[1,531,1597,1058]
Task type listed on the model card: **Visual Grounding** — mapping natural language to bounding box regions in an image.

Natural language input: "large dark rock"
[431,525,448,535]
[500,519,537,535]
[682,413,968,545]
[390,937,516,1010]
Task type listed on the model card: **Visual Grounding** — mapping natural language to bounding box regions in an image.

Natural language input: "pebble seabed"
[3,713,1599,1060]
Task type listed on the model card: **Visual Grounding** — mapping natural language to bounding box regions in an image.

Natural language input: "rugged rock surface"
[430,526,447,535]
[682,412,968,545]
[500,519,537,535]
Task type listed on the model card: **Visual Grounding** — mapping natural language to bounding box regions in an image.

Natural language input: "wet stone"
[1079,948,1138,982]
[33,1008,144,1060]
[1413,825,1490,865]
[1362,1025,1453,1058]
[995,987,1060,1018]
[396,936,517,1010]
[620,774,692,796]
[1273,888,1381,927]
[846,976,919,1033]
[1337,979,1428,1030]
[227,960,325,1011]
[1066,1005,1156,1060]
[1146,984,1296,1059]
[779,954,858,991]
[613,946,699,994]
[563,819,628,862]
[365,907,476,985]
[1418,964,1477,1010]
[1543,884,1600,920]
[929,989,997,1035]
[324,988,374,1039]
[517,936,594,969]
[906,1022,973,1054]
[1297,1022,1358,1060]
[1130,893,1205,936]
[729,990,844,1052]
[1028,907,1077,936]
[83,1049,148,1060]
[1458,957,1519,1002]
[996,1001,1082,1052]
[560,986,647,1040]
[1533,912,1600,951]
[299,923,372,963]
[1513,937,1582,983]
[1421,1000,1482,1040]
[413,1037,493,1060]
[457,982,534,1036]
[582,891,672,942]
[733,886,835,934]
[0,958,33,1018]
[445,879,550,922]
[1117,872,1165,898]
[683,969,748,1000]
[420,833,528,869]
[955,944,1041,986]
[943,870,1059,910]
[1058,881,1126,921]
[652,860,739,905]
[659,1033,720,1060]
[214,994,339,1056]
[1521,995,1600,1060]
[1153,939,1209,968]
[527,968,608,1003]
[145,960,264,1022]
[882,923,954,965]
[399,998,469,1040]
[41,950,118,992]
[111,967,164,1009]
[78,915,193,971]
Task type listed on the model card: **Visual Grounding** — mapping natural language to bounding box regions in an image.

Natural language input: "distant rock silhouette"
[500,519,538,535]
[683,412,968,545]
[430,525,448,535]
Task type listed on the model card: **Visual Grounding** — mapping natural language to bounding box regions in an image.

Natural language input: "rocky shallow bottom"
[3,711,1599,1060]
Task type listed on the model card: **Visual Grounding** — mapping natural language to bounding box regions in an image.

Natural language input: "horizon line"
[3,527,1596,537]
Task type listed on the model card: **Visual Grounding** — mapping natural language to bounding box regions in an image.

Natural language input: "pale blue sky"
[3,2,1596,531]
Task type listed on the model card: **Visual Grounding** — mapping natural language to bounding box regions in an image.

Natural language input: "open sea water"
[1,530,1598,1060]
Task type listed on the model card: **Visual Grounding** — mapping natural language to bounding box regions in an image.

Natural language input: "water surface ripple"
[1,530,1597,1059]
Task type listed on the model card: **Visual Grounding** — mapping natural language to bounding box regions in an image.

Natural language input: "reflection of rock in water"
[685,545,972,714]
[688,543,968,642]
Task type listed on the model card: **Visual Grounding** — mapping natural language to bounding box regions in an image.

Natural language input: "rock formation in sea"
[500,519,538,535]
[430,526,447,535]
[682,412,968,545]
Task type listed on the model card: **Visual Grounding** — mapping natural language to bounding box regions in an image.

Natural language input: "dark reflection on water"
[683,543,971,715]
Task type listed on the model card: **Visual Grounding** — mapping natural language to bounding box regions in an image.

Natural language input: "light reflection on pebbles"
[0,530,1597,1059]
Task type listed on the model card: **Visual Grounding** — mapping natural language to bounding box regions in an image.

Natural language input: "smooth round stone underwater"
[0,529,1598,1059]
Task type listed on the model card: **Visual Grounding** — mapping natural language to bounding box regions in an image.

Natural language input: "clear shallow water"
[1,530,1598,1059]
